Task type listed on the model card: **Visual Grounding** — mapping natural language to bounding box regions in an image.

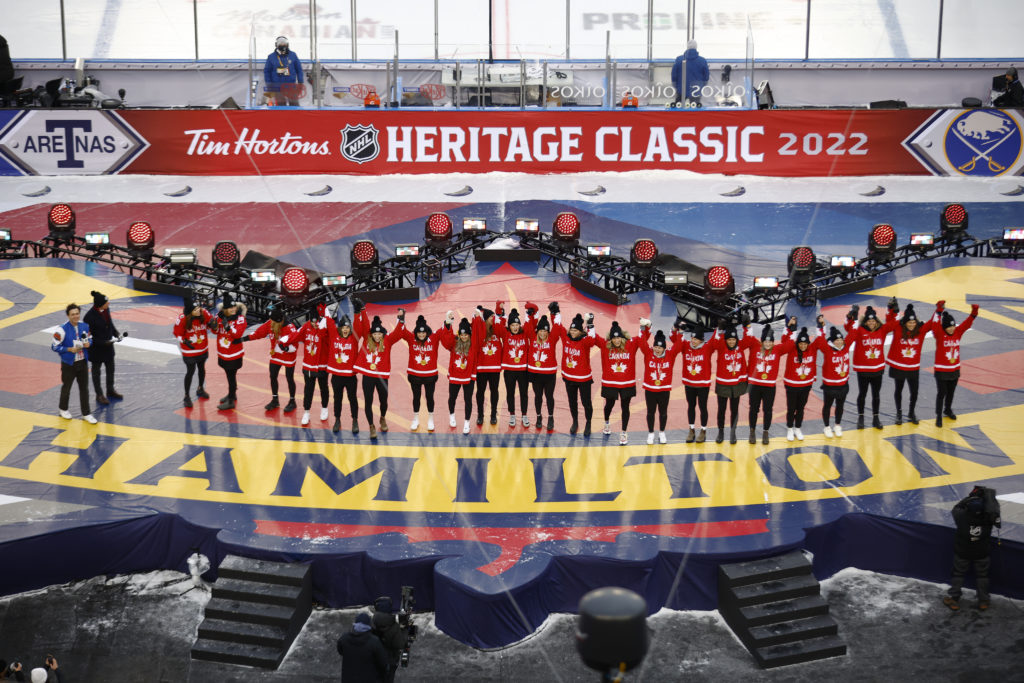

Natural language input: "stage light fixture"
[553,212,581,245]
[910,233,934,251]
[163,247,198,266]
[569,258,591,279]
[587,244,611,259]
[321,274,349,287]
[868,223,896,259]
[0,229,11,243]
[212,240,240,271]
[515,218,540,234]
[84,232,110,246]
[463,217,487,232]
[249,269,276,283]
[396,244,421,259]
[425,212,453,245]
[787,246,816,280]
[281,267,310,305]
[704,265,734,301]
[1004,227,1024,243]
[47,203,75,240]
[753,276,780,291]
[351,240,379,270]
[830,255,856,270]
[630,239,658,268]
[126,221,155,257]
[941,203,968,241]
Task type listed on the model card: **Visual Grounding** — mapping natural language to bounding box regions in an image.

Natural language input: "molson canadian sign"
[7,109,1021,177]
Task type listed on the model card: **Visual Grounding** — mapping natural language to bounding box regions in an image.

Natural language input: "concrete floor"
[0,567,1021,682]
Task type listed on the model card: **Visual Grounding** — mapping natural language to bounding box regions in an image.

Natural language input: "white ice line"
[995,492,1024,505]
[0,494,30,505]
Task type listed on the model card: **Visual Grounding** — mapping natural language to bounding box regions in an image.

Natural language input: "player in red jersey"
[527,304,563,432]
[844,302,898,430]
[285,302,331,426]
[639,328,683,444]
[474,307,503,427]
[172,295,212,408]
[818,325,852,437]
[742,323,794,444]
[241,304,299,413]
[671,321,714,444]
[401,314,442,432]
[354,306,406,439]
[440,314,481,434]
[557,312,599,436]
[781,316,824,442]
[493,302,537,427]
[931,300,979,427]
[886,303,932,426]
[710,323,748,445]
[323,312,360,434]
[593,318,651,446]
[210,292,247,411]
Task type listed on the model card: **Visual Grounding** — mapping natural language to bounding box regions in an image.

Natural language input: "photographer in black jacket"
[371,596,408,683]
[944,485,1001,611]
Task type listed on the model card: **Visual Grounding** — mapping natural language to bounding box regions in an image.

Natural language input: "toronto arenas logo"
[903,108,1023,176]
[340,124,380,164]
[0,110,148,175]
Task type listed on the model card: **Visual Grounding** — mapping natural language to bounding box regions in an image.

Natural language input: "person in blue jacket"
[671,39,710,108]
[51,302,97,424]
[264,36,304,106]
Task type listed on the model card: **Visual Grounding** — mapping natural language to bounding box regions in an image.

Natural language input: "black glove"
[182,340,194,350]
[397,307,406,323]
[673,316,685,331]
[240,335,250,343]
[585,313,595,330]
[278,342,290,352]
[887,296,898,313]
[525,302,538,317]
[548,301,559,315]
[718,318,728,332]
[740,311,752,327]
[231,337,243,345]
[353,297,365,315]
[847,305,860,322]
[786,317,797,333]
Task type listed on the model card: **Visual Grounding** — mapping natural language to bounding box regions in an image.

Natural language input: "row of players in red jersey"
[171,296,978,445]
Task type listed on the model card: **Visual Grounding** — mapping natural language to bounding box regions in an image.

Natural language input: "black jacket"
[372,612,408,667]
[84,306,119,362]
[337,629,388,682]
[952,496,995,559]
[995,79,1024,107]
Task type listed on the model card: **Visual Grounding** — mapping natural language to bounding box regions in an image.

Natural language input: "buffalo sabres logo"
[903,108,1024,177]
[340,124,380,164]
[945,110,1020,176]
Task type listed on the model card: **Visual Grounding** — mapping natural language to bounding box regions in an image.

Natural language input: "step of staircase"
[738,594,830,627]
[718,550,813,588]
[191,637,284,669]
[747,614,839,648]
[204,596,295,628]
[197,618,291,648]
[211,577,306,607]
[217,555,310,587]
[754,634,848,669]
[730,573,820,608]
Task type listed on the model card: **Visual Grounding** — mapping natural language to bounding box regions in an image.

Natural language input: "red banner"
[0,109,957,177]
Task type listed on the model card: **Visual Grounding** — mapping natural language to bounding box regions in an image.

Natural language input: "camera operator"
[372,597,408,683]
[337,612,388,682]
[0,658,26,681]
[944,485,1001,611]
[994,67,1024,108]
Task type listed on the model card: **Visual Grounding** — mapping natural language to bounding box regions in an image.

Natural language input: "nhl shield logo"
[944,110,1021,176]
[340,124,380,164]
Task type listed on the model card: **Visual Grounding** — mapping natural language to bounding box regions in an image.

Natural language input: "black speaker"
[576,588,649,674]
[961,97,982,108]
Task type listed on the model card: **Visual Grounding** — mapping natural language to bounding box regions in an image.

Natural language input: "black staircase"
[717,550,847,669]
[191,555,313,669]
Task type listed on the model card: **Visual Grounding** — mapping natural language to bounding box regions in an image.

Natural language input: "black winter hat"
[414,315,431,335]
[609,321,624,339]
[653,330,667,348]
[183,295,195,316]
[761,325,774,342]
[829,326,844,342]
[692,326,706,341]
[796,327,811,345]
[458,317,472,335]
[536,314,550,332]
[508,308,521,325]
[569,314,585,332]
[724,326,738,341]
[91,290,107,307]
[941,311,956,328]
[862,306,879,324]
[338,313,351,328]
[269,305,284,323]
[901,304,918,324]
[370,315,386,334]
[481,308,495,321]
[222,292,235,309]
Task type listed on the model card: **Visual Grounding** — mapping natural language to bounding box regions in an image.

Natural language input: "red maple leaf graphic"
[254,518,768,575]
